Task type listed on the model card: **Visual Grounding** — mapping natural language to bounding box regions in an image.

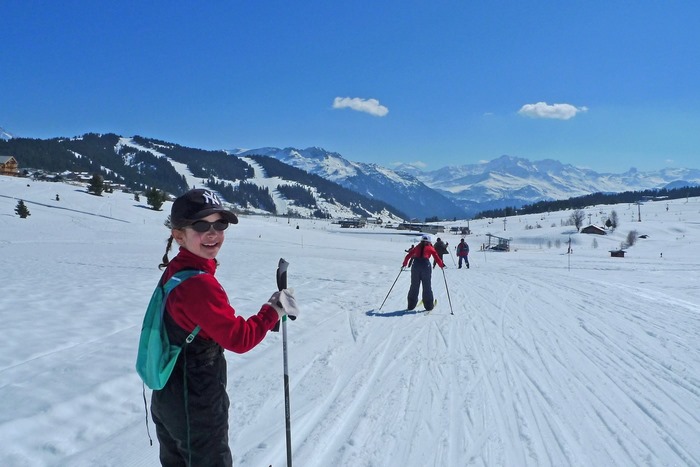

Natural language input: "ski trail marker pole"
[379,268,404,310]
[441,268,454,315]
[276,258,293,467]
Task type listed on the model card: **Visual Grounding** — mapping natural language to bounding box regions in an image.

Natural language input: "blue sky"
[2,1,699,173]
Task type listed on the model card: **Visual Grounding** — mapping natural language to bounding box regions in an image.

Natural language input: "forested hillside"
[0,134,406,219]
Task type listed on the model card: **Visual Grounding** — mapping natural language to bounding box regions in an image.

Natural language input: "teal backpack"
[136,269,205,390]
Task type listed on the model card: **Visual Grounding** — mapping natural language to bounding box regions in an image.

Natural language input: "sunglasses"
[188,219,230,233]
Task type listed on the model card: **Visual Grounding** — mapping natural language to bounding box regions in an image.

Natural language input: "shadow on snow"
[366,308,423,317]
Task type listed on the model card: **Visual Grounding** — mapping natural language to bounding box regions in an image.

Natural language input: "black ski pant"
[407,258,434,310]
[151,323,232,467]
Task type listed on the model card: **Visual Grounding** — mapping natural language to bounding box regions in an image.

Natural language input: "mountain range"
[232,147,466,220]
[2,128,699,220]
[233,147,700,218]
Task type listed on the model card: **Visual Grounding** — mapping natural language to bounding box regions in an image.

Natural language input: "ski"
[412,299,437,314]
[424,299,438,315]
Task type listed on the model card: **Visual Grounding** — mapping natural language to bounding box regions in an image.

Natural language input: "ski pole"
[379,267,404,310]
[441,268,454,315]
[276,258,293,467]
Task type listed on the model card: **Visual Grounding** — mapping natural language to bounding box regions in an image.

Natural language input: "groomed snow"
[1,175,698,466]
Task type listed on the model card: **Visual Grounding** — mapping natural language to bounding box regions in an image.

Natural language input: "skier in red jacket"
[151,188,299,467]
[457,238,470,269]
[402,234,444,311]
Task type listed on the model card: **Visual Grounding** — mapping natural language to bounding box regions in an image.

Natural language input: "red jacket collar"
[169,247,218,275]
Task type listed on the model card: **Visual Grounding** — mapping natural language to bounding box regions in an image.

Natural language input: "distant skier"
[457,238,470,269]
[402,234,444,311]
[433,237,449,269]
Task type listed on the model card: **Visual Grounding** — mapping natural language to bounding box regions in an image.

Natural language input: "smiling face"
[172,213,226,260]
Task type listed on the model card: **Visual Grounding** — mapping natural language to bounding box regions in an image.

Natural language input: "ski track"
[2,178,700,466]
[270,260,700,467]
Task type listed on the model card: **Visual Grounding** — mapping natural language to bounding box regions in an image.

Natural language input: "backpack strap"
[185,325,201,343]
[163,269,205,294]
[162,269,206,337]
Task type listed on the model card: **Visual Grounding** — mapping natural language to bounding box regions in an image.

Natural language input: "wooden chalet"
[0,155,19,176]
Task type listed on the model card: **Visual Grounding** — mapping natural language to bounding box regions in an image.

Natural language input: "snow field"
[0,175,698,466]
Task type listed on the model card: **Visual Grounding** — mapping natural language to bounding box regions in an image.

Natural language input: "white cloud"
[333,97,389,117]
[518,102,588,120]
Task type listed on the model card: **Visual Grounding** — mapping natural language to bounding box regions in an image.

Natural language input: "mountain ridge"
[2,128,699,220]
[232,147,469,220]
[232,147,700,218]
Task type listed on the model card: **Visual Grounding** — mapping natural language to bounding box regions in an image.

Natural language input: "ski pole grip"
[276,258,295,321]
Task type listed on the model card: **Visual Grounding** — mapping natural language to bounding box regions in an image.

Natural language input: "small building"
[397,222,445,234]
[449,226,471,235]
[338,218,367,228]
[581,225,606,235]
[610,249,626,258]
[0,155,19,176]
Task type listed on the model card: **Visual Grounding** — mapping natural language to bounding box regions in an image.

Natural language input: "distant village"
[1,154,131,193]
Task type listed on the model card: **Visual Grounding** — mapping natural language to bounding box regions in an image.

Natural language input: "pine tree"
[146,187,167,211]
[15,200,31,218]
[88,173,104,196]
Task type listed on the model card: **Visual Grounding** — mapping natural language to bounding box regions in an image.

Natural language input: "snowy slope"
[1,174,699,466]
[233,146,469,220]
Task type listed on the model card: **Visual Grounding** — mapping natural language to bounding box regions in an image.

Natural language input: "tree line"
[474,185,700,220]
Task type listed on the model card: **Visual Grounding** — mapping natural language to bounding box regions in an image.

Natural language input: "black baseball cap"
[171,189,239,228]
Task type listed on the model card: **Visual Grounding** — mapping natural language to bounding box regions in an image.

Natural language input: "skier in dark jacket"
[402,234,444,311]
[433,237,449,269]
[151,189,300,467]
[457,238,470,269]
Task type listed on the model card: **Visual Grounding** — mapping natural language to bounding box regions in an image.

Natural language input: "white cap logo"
[202,190,221,206]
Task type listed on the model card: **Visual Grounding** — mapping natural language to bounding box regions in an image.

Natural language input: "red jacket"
[457,241,470,257]
[402,242,444,268]
[163,247,280,354]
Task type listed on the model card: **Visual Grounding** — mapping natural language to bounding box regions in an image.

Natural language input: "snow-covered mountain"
[416,155,700,214]
[232,149,700,219]
[231,147,469,220]
[0,133,407,221]
[114,137,405,222]
[0,126,15,140]
[6,128,700,220]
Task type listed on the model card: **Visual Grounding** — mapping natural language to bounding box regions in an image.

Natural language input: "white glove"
[268,288,300,320]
